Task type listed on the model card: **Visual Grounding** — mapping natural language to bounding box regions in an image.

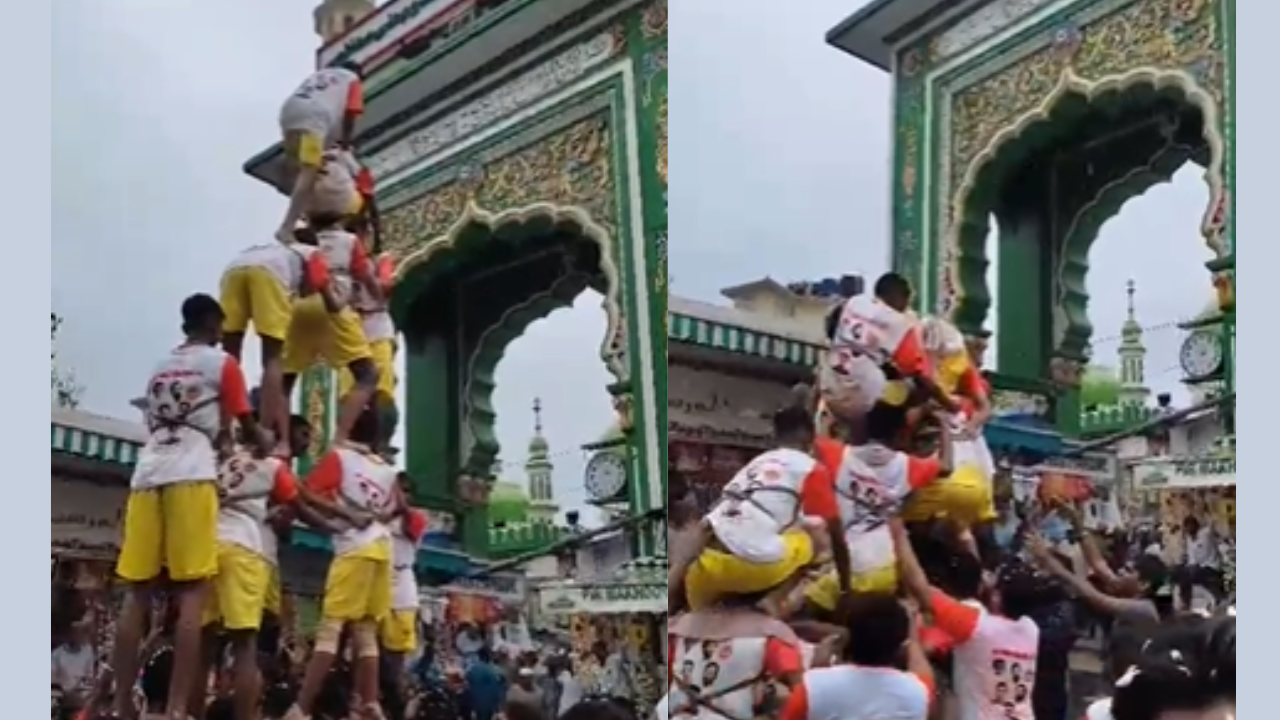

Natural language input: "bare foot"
[272,440,293,460]
[275,226,295,246]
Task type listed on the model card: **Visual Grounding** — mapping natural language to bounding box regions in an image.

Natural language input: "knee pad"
[313,619,344,654]
[352,621,380,658]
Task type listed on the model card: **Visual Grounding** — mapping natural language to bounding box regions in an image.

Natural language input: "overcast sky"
[51,1,611,519]
[53,0,1215,502]
[672,0,1215,399]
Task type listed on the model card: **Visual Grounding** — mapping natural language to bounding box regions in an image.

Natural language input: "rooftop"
[826,0,976,70]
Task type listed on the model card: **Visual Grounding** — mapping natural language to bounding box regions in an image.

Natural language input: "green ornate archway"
[867,0,1233,433]
[388,202,627,476]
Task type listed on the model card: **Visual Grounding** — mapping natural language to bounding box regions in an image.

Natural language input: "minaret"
[1117,280,1151,406]
[525,398,559,522]
[314,0,376,44]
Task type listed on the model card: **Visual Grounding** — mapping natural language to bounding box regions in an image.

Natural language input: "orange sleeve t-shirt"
[928,588,982,644]
[271,462,301,505]
[303,450,345,498]
[403,507,429,543]
[344,78,364,116]
[906,456,944,491]
[218,356,252,418]
[893,325,930,377]
[799,463,839,521]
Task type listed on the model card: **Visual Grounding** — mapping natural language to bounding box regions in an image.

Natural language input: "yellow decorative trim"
[393,201,628,381]
[944,68,1227,316]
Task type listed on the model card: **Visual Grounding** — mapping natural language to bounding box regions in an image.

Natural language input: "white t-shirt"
[951,605,1039,720]
[322,446,398,556]
[216,451,294,562]
[279,68,361,139]
[51,644,95,695]
[1186,528,1221,568]
[133,345,238,489]
[224,243,315,293]
[705,448,819,564]
[556,671,584,716]
[391,510,427,610]
[798,665,930,720]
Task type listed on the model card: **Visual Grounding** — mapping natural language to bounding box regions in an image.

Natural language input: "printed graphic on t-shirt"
[988,650,1036,719]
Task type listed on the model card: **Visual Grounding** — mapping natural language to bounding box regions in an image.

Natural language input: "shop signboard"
[539,581,665,615]
[1132,456,1235,490]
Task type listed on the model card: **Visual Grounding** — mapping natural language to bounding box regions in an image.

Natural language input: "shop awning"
[51,408,146,467]
[669,310,821,367]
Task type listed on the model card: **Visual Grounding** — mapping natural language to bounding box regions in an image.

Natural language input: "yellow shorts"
[264,568,282,616]
[804,565,900,611]
[283,130,325,169]
[901,464,997,528]
[379,609,418,653]
[684,530,814,610]
[203,542,272,631]
[220,266,293,341]
[338,338,396,400]
[117,482,219,584]
[282,296,374,375]
[322,541,392,622]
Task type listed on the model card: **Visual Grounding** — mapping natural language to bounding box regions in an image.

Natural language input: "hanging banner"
[1133,456,1235,490]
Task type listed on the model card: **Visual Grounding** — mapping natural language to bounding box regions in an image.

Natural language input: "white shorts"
[279,96,336,140]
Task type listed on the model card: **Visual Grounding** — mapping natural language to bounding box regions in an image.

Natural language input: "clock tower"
[1178,299,1227,388]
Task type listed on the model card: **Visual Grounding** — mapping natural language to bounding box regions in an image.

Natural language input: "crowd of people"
[49,59,435,720]
[663,273,1236,720]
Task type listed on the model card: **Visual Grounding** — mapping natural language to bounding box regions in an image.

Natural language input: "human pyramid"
[98,61,428,720]
[664,273,1024,720]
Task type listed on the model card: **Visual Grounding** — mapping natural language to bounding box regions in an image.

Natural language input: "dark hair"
[864,401,908,444]
[1132,554,1169,596]
[294,225,319,246]
[335,60,364,78]
[501,700,547,720]
[180,293,223,335]
[560,700,634,720]
[1111,614,1234,720]
[204,697,235,720]
[824,304,842,341]
[772,404,815,440]
[873,272,912,301]
[842,593,910,667]
[996,559,1061,620]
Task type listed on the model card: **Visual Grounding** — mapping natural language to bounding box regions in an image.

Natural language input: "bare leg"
[187,626,220,720]
[290,633,340,717]
[228,632,262,720]
[110,586,152,718]
[166,580,213,720]
[332,360,379,445]
[222,333,245,364]
[260,337,289,457]
[352,621,383,719]
[278,166,321,244]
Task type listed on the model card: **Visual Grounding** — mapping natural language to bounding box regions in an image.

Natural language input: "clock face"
[584,452,628,502]
[1180,331,1223,378]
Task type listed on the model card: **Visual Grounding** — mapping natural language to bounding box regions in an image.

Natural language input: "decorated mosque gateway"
[244,0,668,559]
[829,0,1235,431]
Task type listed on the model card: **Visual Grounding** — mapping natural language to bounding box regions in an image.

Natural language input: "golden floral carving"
[641,0,667,39]
[949,0,1223,188]
[381,117,617,255]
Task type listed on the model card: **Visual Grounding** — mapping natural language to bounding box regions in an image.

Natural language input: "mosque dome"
[488,481,530,525]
